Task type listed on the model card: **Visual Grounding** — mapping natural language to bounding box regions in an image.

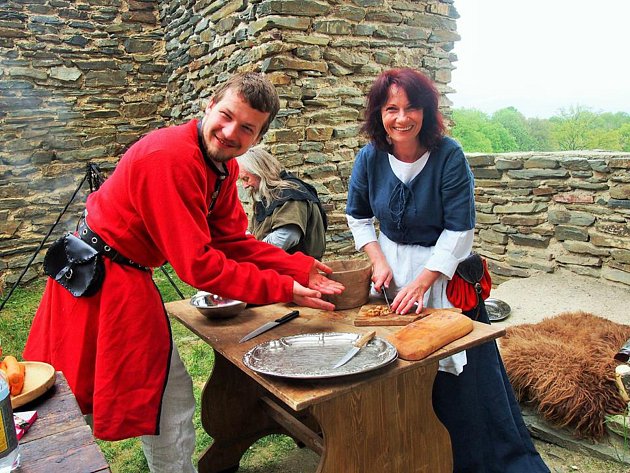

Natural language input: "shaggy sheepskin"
[500,311,630,439]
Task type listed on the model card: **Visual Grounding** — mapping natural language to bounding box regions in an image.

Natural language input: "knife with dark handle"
[332,331,377,369]
[239,310,299,343]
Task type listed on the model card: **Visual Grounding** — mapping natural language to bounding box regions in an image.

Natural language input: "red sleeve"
[128,150,310,304]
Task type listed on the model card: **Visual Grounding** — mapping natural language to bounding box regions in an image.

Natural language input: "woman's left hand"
[391,269,440,314]
[308,260,345,295]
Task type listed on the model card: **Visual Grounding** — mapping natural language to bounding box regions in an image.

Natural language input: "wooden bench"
[14,371,110,473]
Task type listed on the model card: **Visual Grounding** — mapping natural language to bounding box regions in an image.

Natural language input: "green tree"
[549,105,598,150]
[483,122,518,152]
[451,105,628,152]
[587,129,622,150]
[451,108,516,153]
[585,112,630,151]
[526,118,553,151]
[451,108,494,152]
[598,112,630,130]
[492,107,537,151]
[618,123,630,151]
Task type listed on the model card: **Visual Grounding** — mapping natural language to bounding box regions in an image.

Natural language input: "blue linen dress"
[346,138,550,473]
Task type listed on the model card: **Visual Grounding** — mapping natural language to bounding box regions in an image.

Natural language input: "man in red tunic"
[23,72,343,472]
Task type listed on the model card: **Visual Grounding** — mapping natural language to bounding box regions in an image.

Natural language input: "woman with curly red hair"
[346,68,549,472]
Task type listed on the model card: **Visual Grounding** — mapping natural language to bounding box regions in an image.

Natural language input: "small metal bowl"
[190,291,246,319]
[485,298,511,322]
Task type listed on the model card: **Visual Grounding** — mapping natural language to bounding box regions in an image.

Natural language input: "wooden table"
[14,372,110,473]
[166,300,505,473]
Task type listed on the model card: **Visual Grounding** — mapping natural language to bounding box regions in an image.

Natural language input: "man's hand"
[308,260,345,295]
[292,281,336,311]
[290,261,345,311]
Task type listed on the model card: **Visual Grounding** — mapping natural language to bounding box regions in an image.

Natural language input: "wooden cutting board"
[353,303,462,326]
[388,310,474,361]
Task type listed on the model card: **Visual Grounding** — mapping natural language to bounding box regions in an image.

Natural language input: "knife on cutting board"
[382,287,392,312]
[332,331,376,369]
[239,310,299,343]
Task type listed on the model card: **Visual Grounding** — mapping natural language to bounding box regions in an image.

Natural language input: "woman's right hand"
[363,242,392,293]
[372,260,393,294]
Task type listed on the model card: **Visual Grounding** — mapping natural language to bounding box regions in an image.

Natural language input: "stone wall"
[0,0,460,286]
[0,0,168,283]
[470,151,630,288]
[3,1,627,292]
[159,0,460,256]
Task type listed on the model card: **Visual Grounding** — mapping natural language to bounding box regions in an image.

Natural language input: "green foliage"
[492,107,538,151]
[618,123,630,151]
[451,108,495,152]
[0,278,45,358]
[549,105,599,150]
[451,105,630,153]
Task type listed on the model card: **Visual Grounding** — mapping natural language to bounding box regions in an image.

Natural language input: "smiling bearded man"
[23,72,344,473]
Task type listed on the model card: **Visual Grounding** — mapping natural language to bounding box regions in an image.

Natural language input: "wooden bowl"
[11,361,56,409]
[322,259,372,310]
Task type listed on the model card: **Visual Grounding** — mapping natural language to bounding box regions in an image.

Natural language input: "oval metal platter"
[243,332,398,379]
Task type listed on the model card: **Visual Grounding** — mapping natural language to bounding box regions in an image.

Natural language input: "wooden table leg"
[197,353,295,473]
[310,361,452,473]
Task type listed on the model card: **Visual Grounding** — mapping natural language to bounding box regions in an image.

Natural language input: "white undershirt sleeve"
[262,224,302,251]
[424,229,475,279]
[346,214,378,251]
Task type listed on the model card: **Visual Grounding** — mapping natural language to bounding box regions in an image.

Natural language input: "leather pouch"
[455,253,484,285]
[446,253,492,313]
[44,233,104,297]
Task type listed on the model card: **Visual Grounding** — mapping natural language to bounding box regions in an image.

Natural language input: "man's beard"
[205,146,236,164]
[208,151,235,163]
[201,120,240,164]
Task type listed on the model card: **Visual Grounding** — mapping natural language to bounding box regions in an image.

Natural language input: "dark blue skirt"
[432,303,550,473]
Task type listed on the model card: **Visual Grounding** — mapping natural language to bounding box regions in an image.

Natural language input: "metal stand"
[0,163,184,312]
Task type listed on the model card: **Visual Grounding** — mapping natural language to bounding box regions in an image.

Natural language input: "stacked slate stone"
[1,0,628,292]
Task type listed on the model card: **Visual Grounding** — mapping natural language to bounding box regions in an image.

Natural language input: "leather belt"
[78,219,150,272]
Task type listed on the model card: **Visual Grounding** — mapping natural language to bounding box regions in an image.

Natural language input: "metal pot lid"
[485,298,511,322]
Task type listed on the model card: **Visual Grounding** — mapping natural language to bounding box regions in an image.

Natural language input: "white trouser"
[142,342,197,473]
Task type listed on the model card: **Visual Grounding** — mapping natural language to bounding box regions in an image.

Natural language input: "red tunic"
[23,119,313,440]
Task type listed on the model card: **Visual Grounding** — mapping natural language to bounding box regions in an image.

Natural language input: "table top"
[166,300,505,411]
[14,372,110,473]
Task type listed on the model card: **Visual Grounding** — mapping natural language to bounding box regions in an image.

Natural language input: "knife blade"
[239,310,299,343]
[382,287,392,312]
[332,331,376,369]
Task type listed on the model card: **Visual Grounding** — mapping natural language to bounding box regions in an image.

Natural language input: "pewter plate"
[485,298,511,321]
[243,332,398,379]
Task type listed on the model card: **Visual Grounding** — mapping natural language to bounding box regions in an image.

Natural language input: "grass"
[0,266,306,472]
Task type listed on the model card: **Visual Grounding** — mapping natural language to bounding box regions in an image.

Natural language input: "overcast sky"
[449,0,630,118]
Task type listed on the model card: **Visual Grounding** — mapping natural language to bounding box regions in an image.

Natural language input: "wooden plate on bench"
[11,361,56,409]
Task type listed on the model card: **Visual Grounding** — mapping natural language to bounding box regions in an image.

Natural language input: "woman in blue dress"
[346,67,550,473]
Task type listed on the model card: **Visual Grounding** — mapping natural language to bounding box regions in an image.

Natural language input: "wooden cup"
[322,259,372,310]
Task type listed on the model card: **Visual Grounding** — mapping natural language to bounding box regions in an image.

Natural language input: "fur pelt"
[500,311,630,440]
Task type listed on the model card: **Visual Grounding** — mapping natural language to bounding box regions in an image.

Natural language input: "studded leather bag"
[446,252,492,315]
[44,233,105,297]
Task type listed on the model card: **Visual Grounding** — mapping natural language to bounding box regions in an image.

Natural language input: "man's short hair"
[211,72,280,138]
